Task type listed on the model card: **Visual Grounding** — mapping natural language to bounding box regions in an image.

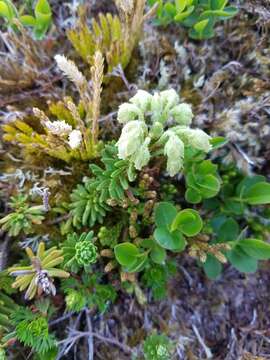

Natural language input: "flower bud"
[117,120,147,159]
[164,132,184,176]
[130,90,152,112]
[187,129,212,152]
[117,103,144,124]
[160,89,179,108]
[68,129,82,149]
[132,137,151,170]
[170,103,193,125]
[149,122,164,139]
[175,127,212,152]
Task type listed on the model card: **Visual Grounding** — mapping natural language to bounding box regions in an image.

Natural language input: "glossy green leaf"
[154,227,186,251]
[175,0,187,13]
[194,19,209,34]
[114,243,139,267]
[210,136,228,149]
[150,245,167,264]
[0,0,17,20]
[174,6,194,22]
[19,15,36,27]
[242,182,270,205]
[35,0,51,15]
[185,188,202,204]
[217,217,239,242]
[238,239,270,260]
[203,254,222,279]
[227,246,257,273]
[125,253,148,273]
[196,174,221,198]
[171,209,203,236]
[0,1,10,19]
[154,202,177,228]
[210,0,228,9]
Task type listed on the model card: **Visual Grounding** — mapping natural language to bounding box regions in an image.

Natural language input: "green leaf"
[194,19,209,34]
[171,209,203,236]
[217,217,239,242]
[154,202,177,228]
[114,243,139,267]
[175,0,187,13]
[196,174,221,198]
[227,246,257,273]
[0,1,11,19]
[185,188,202,204]
[236,175,265,196]
[35,0,51,15]
[150,245,166,264]
[154,227,186,251]
[125,253,148,273]
[163,2,177,16]
[203,254,222,279]
[221,6,238,18]
[242,182,270,205]
[210,0,228,10]
[210,136,228,149]
[196,160,217,176]
[174,6,194,22]
[238,239,270,260]
[19,15,36,27]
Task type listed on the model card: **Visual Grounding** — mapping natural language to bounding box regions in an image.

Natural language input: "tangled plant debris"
[0,0,270,359]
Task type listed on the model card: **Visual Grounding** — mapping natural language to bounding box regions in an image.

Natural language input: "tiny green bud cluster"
[116,89,212,176]
[75,241,98,266]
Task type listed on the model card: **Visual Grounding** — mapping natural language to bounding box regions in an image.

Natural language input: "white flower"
[160,89,180,108]
[170,103,193,125]
[151,89,180,123]
[44,120,72,136]
[132,137,151,170]
[188,129,212,152]
[129,90,152,112]
[117,120,147,159]
[68,130,82,149]
[175,127,212,152]
[117,103,144,124]
[164,132,184,176]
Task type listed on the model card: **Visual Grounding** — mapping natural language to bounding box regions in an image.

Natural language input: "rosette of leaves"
[149,0,238,39]
[0,0,52,40]
[115,89,214,177]
[90,144,136,202]
[62,273,117,313]
[8,242,69,300]
[70,179,110,228]
[0,195,45,236]
[143,333,174,360]
[62,231,98,272]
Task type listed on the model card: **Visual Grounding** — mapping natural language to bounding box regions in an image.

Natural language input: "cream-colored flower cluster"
[116,89,212,176]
